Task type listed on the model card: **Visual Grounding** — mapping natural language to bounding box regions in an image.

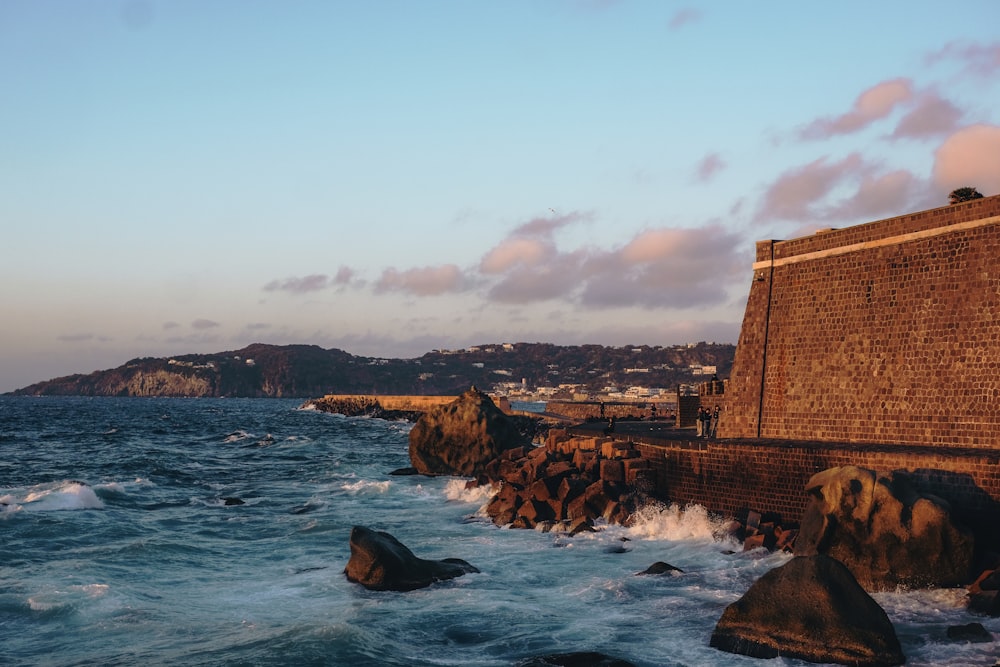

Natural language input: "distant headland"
[7,341,734,399]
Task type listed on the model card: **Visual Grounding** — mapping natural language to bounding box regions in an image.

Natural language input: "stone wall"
[544,400,668,421]
[309,394,457,414]
[721,194,1000,449]
[633,438,1000,550]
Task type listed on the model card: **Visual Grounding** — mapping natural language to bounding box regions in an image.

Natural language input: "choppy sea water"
[1,397,997,667]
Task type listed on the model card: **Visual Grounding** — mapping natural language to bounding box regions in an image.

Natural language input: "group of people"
[696,405,720,438]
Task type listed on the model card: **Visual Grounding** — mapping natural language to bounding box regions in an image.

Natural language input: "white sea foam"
[18,481,105,511]
[442,478,495,504]
[340,480,392,494]
[626,502,739,546]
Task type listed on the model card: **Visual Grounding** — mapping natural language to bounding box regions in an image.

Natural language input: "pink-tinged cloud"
[891,92,964,139]
[694,153,726,182]
[933,124,1000,194]
[620,228,714,263]
[513,210,587,238]
[482,221,746,310]
[800,78,913,139]
[487,251,587,303]
[926,41,1000,78]
[580,224,745,309]
[480,237,552,274]
[756,153,927,226]
[754,153,868,222]
[668,8,702,30]
[374,264,466,296]
[823,170,921,221]
[192,319,220,330]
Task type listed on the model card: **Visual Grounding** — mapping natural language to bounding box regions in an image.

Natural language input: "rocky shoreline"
[330,389,998,665]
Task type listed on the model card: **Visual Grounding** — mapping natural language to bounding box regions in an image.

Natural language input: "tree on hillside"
[949,187,984,204]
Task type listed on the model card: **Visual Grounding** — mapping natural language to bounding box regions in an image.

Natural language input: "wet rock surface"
[710,554,905,666]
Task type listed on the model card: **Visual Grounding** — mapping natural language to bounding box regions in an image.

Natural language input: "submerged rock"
[946,622,993,642]
[408,387,528,476]
[344,525,479,591]
[636,561,683,576]
[794,465,974,591]
[710,555,904,666]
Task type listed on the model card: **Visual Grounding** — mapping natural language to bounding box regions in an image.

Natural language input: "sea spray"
[626,502,739,547]
[16,481,105,511]
[442,477,495,505]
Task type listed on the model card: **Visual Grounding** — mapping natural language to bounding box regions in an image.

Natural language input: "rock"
[408,387,528,476]
[481,441,647,530]
[970,568,1000,592]
[222,497,245,506]
[710,555,905,666]
[794,466,974,590]
[343,526,479,591]
[516,652,635,667]
[946,622,993,642]
[636,561,683,575]
[968,590,1000,616]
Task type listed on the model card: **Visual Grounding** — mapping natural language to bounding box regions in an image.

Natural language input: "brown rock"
[344,526,479,591]
[794,465,974,590]
[600,459,625,483]
[636,561,683,576]
[408,387,528,476]
[710,555,905,666]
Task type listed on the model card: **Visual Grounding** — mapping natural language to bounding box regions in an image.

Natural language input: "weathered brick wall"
[635,439,1000,548]
[719,195,1000,449]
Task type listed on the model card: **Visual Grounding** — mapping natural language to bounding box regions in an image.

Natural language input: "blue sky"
[3,1,1000,392]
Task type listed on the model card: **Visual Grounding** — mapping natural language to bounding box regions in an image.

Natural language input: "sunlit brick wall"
[719,195,1000,449]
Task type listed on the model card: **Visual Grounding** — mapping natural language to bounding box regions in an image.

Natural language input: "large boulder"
[794,465,974,590]
[344,526,479,591]
[408,387,528,476]
[710,555,905,666]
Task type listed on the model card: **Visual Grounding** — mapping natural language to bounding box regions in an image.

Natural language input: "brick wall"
[634,439,1000,549]
[720,194,1000,449]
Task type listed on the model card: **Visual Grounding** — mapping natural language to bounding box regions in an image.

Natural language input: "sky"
[3,1,1000,393]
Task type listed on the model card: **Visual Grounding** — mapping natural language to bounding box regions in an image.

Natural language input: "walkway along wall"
[720,194,1000,448]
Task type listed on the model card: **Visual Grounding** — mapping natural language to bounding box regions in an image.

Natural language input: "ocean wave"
[339,480,392,494]
[626,502,739,546]
[5,481,105,512]
[442,478,495,504]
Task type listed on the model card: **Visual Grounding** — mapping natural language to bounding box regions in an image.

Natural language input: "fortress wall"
[719,195,1000,448]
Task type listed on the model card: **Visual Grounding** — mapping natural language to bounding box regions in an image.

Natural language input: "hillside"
[9,342,734,398]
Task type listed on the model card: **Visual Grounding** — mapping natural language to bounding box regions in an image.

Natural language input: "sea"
[2,396,997,667]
